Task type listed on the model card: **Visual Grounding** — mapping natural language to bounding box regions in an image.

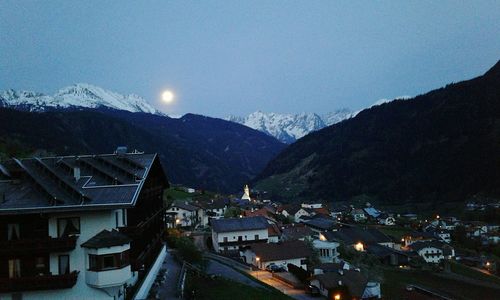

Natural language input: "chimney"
[73,167,81,181]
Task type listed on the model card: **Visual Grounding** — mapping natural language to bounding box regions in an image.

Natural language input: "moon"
[161,90,175,103]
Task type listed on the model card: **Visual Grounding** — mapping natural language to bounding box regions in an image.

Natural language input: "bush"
[165,228,182,248]
[176,237,203,264]
[287,264,310,283]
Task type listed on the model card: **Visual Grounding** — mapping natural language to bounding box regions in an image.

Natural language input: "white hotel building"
[0,151,168,299]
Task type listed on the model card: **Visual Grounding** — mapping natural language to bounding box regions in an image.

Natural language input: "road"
[156,248,182,300]
[205,259,262,288]
[249,270,317,300]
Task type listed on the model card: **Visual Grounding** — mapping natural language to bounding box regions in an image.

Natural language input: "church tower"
[241,184,251,201]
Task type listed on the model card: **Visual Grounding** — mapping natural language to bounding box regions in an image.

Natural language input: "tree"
[176,237,203,264]
[304,239,321,270]
[224,207,242,218]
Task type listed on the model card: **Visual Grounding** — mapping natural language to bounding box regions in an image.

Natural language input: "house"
[165,201,203,227]
[402,231,436,247]
[0,152,169,299]
[280,224,314,241]
[301,216,338,233]
[310,264,381,299]
[199,199,227,224]
[427,228,452,243]
[377,213,396,226]
[321,227,394,251]
[211,216,269,254]
[242,207,276,222]
[242,240,311,270]
[280,205,314,222]
[313,239,340,264]
[267,223,281,243]
[301,203,323,209]
[351,209,367,222]
[406,240,455,264]
[366,244,411,266]
[363,207,380,219]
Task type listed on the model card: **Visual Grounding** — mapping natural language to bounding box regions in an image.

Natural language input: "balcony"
[86,266,132,288]
[0,271,79,292]
[0,236,78,256]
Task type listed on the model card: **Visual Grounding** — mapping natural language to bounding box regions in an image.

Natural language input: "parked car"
[305,285,320,297]
[265,263,286,272]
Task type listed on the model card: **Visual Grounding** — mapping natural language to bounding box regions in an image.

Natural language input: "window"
[115,211,120,227]
[223,237,228,243]
[7,224,20,240]
[122,209,127,226]
[58,255,70,275]
[8,259,21,278]
[88,251,130,271]
[103,255,116,269]
[254,234,259,240]
[57,217,80,237]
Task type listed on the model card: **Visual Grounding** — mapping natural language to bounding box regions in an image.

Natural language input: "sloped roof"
[314,270,368,297]
[363,207,380,218]
[302,217,337,230]
[172,200,199,211]
[81,229,132,248]
[211,216,268,233]
[0,152,166,214]
[281,224,314,241]
[408,240,453,255]
[322,227,392,245]
[268,223,281,237]
[248,240,311,262]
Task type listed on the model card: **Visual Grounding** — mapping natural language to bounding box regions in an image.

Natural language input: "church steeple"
[241,184,251,201]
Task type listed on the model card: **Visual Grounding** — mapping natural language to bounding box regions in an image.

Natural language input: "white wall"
[1,210,126,300]
[212,228,268,253]
[242,249,307,270]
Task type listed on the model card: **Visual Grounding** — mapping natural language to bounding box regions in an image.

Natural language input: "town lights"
[334,294,341,300]
[354,242,364,251]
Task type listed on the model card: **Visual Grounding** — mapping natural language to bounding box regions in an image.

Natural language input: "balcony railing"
[0,236,78,256]
[0,271,79,292]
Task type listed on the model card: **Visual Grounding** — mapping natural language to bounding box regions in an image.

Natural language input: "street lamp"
[255,257,260,280]
[334,294,341,300]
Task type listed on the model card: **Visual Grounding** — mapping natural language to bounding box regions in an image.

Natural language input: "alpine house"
[0,150,169,300]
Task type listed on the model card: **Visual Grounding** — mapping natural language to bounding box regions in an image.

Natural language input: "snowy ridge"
[227,109,354,143]
[0,83,159,114]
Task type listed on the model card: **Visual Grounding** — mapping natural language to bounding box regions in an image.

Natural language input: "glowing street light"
[255,257,261,280]
[334,294,341,300]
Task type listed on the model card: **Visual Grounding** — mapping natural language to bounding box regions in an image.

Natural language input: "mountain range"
[0,84,285,193]
[255,60,500,209]
[0,83,159,114]
[227,109,355,143]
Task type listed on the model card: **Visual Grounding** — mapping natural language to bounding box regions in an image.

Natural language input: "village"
[161,185,500,299]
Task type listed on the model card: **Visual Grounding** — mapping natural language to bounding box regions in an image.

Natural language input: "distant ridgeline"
[0,84,286,193]
[255,60,500,206]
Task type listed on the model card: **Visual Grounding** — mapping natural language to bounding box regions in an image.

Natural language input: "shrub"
[287,264,310,283]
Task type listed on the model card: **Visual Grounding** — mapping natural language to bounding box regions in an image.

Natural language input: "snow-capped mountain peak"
[0,83,159,114]
[227,109,354,143]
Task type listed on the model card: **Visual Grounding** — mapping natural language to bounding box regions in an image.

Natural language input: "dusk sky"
[1,1,499,117]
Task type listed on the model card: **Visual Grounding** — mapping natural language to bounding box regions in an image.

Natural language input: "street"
[249,269,317,300]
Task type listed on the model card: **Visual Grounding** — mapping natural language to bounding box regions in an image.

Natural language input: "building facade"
[0,152,168,299]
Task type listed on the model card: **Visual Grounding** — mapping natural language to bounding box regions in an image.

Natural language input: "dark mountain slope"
[0,108,285,192]
[255,60,500,206]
